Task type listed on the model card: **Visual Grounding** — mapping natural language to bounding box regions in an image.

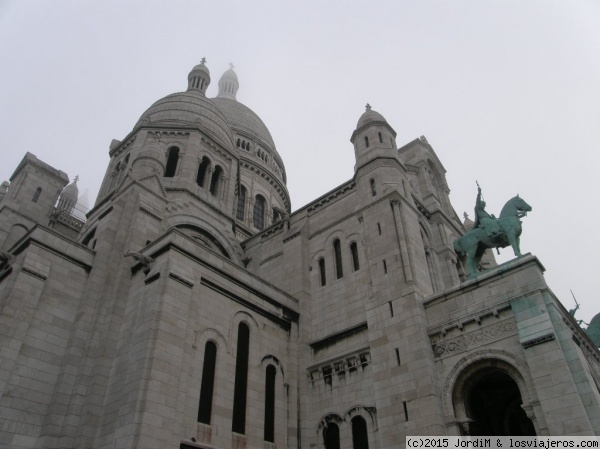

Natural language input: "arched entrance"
[453,363,536,436]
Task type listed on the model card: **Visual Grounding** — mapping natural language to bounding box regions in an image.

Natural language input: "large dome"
[212,65,287,185]
[211,98,276,151]
[135,90,235,149]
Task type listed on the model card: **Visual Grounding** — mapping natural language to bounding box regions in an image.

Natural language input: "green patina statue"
[454,185,532,278]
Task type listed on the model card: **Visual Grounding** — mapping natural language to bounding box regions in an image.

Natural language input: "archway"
[459,366,535,436]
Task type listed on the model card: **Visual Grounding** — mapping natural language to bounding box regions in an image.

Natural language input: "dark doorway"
[463,367,535,436]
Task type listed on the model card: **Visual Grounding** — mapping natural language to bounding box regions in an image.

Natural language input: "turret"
[350,104,398,171]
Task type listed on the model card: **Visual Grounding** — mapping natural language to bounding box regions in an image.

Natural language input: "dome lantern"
[217,63,239,100]
[187,58,211,94]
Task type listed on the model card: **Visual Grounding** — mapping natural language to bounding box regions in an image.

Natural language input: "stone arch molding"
[315,405,377,432]
[316,412,344,433]
[193,328,229,355]
[442,349,537,426]
[229,310,260,355]
[163,214,243,264]
[260,354,285,379]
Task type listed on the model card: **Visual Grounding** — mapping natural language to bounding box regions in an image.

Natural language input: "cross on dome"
[229,62,235,69]
[365,103,372,111]
[200,57,207,65]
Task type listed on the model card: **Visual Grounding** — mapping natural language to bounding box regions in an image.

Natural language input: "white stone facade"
[1,62,599,449]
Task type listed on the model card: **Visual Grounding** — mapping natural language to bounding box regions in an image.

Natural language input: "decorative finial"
[365,103,372,111]
[229,62,235,70]
[200,57,207,65]
[74,175,79,183]
[463,212,469,220]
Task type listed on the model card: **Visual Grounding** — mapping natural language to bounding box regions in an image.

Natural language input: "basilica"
[1,61,599,449]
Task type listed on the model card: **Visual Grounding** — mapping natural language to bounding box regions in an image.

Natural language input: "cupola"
[187,58,211,94]
[57,176,79,213]
[217,63,239,100]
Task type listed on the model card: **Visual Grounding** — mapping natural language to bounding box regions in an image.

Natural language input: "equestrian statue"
[454,183,532,278]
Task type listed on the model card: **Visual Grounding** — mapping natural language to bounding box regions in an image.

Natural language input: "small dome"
[351,104,397,143]
[58,176,79,212]
[356,103,388,129]
[61,176,79,203]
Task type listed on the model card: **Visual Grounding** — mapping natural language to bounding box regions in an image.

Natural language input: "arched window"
[378,132,383,143]
[323,423,340,449]
[319,258,326,286]
[253,195,266,230]
[236,186,247,221]
[370,179,377,197]
[350,242,360,271]
[364,136,369,148]
[232,323,250,434]
[264,365,276,442]
[164,147,180,177]
[352,416,369,449]
[197,157,210,187]
[197,341,217,424]
[32,186,42,203]
[209,166,222,196]
[333,239,343,279]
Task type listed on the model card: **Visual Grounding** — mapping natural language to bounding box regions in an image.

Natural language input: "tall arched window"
[264,364,276,442]
[164,147,180,177]
[197,341,217,424]
[197,157,210,187]
[364,136,369,148]
[318,258,326,286]
[351,416,369,449]
[236,185,247,221]
[253,195,266,230]
[209,166,222,196]
[323,423,340,449]
[333,239,343,279]
[31,187,42,203]
[350,242,360,271]
[370,179,377,197]
[232,323,250,434]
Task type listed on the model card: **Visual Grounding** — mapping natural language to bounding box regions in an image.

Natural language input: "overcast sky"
[1,1,599,322]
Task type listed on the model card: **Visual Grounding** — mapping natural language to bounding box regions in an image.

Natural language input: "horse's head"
[514,195,532,214]
[500,194,532,219]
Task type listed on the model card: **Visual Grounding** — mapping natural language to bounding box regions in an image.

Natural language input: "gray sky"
[1,1,599,322]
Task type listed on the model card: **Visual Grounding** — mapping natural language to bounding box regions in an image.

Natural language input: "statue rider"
[473,184,503,240]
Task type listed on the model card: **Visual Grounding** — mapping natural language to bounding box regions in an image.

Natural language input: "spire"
[187,58,211,94]
[217,63,239,100]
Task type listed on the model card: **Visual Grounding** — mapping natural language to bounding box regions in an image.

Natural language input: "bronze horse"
[454,195,532,278]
